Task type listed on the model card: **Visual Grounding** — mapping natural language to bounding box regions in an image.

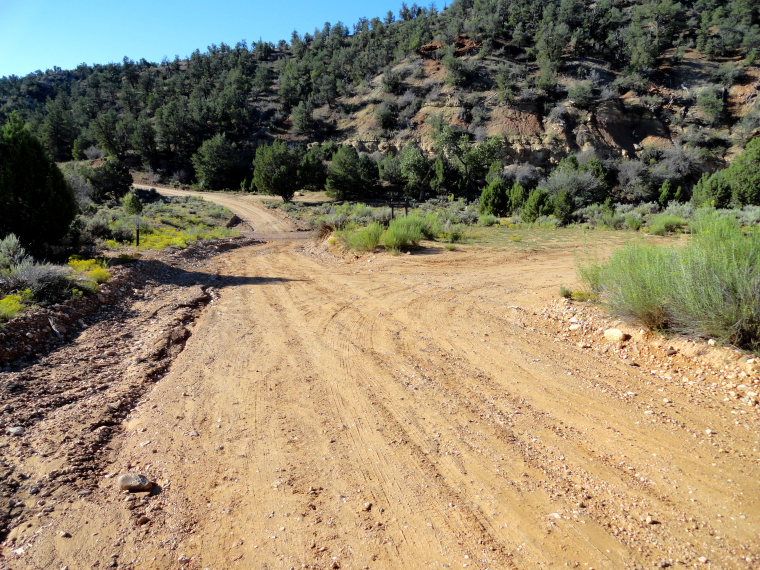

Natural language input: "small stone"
[136,515,150,526]
[665,349,678,356]
[188,430,200,437]
[117,473,153,492]
[705,429,715,436]
[698,556,709,564]
[58,530,72,538]
[645,515,659,525]
[568,324,582,331]
[363,502,372,511]
[604,328,629,343]
[707,339,716,346]
[178,556,191,564]
[7,426,25,436]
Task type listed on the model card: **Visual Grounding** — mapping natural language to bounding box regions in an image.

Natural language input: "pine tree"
[0,114,76,250]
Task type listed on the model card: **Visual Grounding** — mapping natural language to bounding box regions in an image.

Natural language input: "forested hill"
[1,0,758,192]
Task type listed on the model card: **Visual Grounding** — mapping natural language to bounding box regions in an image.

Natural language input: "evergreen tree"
[326,146,379,200]
[252,140,300,202]
[192,134,240,190]
[0,114,76,250]
[724,137,760,206]
[479,178,509,216]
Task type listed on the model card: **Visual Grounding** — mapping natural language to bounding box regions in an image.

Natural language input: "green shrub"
[0,294,25,321]
[522,188,552,223]
[692,172,732,208]
[647,214,688,235]
[479,179,509,216]
[341,222,383,252]
[2,260,70,302]
[439,222,467,243]
[478,214,499,226]
[382,216,425,251]
[624,213,644,231]
[88,267,112,284]
[0,234,28,269]
[582,214,760,350]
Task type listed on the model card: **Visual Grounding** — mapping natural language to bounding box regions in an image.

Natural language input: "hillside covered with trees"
[1,0,759,234]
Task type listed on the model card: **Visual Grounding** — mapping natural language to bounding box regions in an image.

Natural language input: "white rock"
[604,328,629,342]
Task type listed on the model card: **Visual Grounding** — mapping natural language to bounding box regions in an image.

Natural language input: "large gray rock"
[117,473,153,492]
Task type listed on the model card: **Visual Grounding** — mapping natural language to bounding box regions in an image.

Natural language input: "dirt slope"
[3,193,759,569]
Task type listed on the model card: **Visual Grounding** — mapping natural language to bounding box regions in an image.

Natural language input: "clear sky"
[0,1,446,78]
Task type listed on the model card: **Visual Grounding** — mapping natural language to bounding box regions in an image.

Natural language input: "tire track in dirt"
[6,194,759,569]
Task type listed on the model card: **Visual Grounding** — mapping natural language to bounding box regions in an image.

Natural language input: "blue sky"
[0,1,446,78]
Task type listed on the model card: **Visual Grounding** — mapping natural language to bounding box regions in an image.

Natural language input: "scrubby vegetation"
[580,214,760,351]
[80,191,238,250]
[0,234,113,322]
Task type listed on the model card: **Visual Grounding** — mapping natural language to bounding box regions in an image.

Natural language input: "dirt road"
[4,191,759,569]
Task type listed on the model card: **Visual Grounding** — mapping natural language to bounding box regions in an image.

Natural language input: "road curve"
[133,184,304,240]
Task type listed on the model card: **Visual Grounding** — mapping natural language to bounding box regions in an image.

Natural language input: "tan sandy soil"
[2,191,758,570]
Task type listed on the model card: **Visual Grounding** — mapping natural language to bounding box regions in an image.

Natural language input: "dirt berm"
[1,190,758,569]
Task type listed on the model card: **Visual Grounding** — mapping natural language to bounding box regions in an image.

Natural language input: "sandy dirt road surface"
[3,189,759,569]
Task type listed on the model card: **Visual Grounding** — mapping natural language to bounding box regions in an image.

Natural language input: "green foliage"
[136,225,236,249]
[508,182,527,214]
[696,86,725,125]
[691,172,732,208]
[0,114,77,251]
[191,134,240,190]
[381,69,404,94]
[340,222,383,252]
[478,214,499,226]
[381,215,425,251]
[326,146,379,201]
[583,214,760,350]
[0,294,26,321]
[375,101,398,130]
[292,100,316,134]
[568,81,594,108]
[86,159,132,203]
[252,140,301,202]
[724,137,760,206]
[68,257,112,285]
[479,178,509,216]
[122,191,143,215]
[647,214,688,235]
[298,145,329,190]
[522,188,552,223]
[443,50,475,87]
[552,189,574,224]
[399,143,431,199]
[658,179,673,206]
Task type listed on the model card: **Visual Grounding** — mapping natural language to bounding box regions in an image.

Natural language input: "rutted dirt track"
[3,191,759,569]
